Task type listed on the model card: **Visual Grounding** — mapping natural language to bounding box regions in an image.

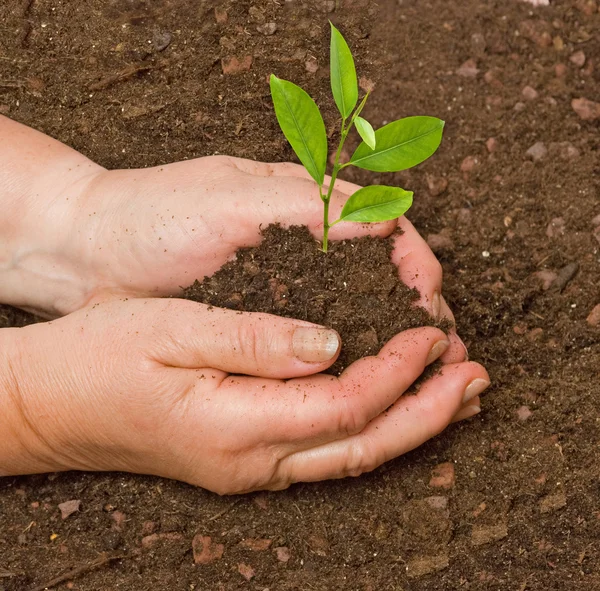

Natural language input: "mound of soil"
[1,0,599,590]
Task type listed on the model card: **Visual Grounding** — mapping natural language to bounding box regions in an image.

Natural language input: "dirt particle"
[586,304,600,327]
[221,56,253,75]
[460,155,479,173]
[471,524,508,547]
[257,22,277,35]
[429,462,455,489]
[192,535,225,565]
[307,534,330,556]
[516,405,533,421]
[239,538,272,551]
[526,142,547,162]
[58,500,81,520]
[540,491,567,513]
[152,31,172,52]
[546,217,565,238]
[424,496,448,510]
[486,137,497,153]
[406,554,449,577]
[214,7,228,23]
[305,57,319,73]
[427,230,454,254]
[456,59,479,78]
[426,174,448,196]
[575,0,598,16]
[274,546,291,562]
[522,85,538,101]
[237,563,255,580]
[570,50,586,67]
[571,98,600,121]
[141,532,183,549]
[111,510,127,531]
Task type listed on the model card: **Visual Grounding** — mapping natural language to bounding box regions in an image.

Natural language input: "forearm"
[0,116,105,316]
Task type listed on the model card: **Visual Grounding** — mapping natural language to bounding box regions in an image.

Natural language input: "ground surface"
[1,0,599,590]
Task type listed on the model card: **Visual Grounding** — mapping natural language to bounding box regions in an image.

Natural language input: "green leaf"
[350,116,444,172]
[337,185,413,223]
[354,116,376,150]
[270,75,328,186]
[330,23,358,120]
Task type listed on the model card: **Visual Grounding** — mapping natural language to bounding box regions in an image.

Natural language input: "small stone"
[471,524,508,546]
[592,214,600,227]
[58,500,81,520]
[257,22,277,35]
[214,7,228,23]
[483,69,503,89]
[540,491,567,513]
[141,532,183,548]
[550,262,579,292]
[239,538,272,551]
[526,142,547,161]
[460,155,479,172]
[570,50,586,67]
[111,510,127,531]
[427,230,454,254]
[425,175,448,197]
[406,554,449,578]
[486,138,497,153]
[586,304,600,327]
[533,270,558,290]
[575,0,598,16]
[554,63,567,77]
[572,98,600,121]
[275,546,291,562]
[424,496,448,510]
[522,85,538,101]
[192,535,225,564]
[238,563,255,581]
[307,534,329,556]
[553,36,565,51]
[516,406,533,421]
[513,324,527,335]
[359,77,375,92]
[305,57,318,73]
[521,0,549,5]
[456,59,479,78]
[221,56,253,75]
[429,462,455,489]
[546,217,565,238]
[152,31,172,52]
[514,101,526,112]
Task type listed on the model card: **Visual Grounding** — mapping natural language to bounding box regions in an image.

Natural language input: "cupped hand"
[6,298,489,494]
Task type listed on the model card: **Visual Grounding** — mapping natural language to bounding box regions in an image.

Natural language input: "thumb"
[153,300,341,379]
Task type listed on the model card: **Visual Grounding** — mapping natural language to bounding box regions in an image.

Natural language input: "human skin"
[0,117,489,493]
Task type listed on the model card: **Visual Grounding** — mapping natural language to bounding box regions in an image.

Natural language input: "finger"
[152,299,341,379]
[276,362,490,486]
[439,295,468,363]
[451,396,481,423]
[217,327,450,449]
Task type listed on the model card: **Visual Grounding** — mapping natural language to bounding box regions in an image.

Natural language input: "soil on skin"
[1,1,599,590]
[183,224,447,376]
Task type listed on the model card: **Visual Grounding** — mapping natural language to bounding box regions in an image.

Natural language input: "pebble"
[456,59,479,78]
[424,496,448,510]
[514,101,526,112]
[521,0,549,5]
[305,57,319,73]
[486,137,497,153]
[526,142,547,161]
[359,77,375,93]
[427,230,454,254]
[152,31,172,52]
[483,69,503,89]
[471,524,508,547]
[111,510,127,531]
[539,491,567,513]
[554,63,567,77]
[586,304,600,327]
[546,217,565,238]
[572,98,600,121]
[406,554,449,578]
[192,535,225,564]
[58,500,81,520]
[522,85,538,101]
[274,546,291,562]
[257,22,277,35]
[550,262,579,292]
[239,538,272,551]
[141,532,183,548]
[570,50,586,67]
[426,175,448,196]
[237,563,255,581]
[253,493,269,510]
[460,155,480,173]
[516,406,533,421]
[214,7,227,23]
[142,521,157,535]
[429,463,455,489]
[533,270,557,290]
[221,56,253,75]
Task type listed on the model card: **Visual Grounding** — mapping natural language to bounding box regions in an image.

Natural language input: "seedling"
[270,23,444,252]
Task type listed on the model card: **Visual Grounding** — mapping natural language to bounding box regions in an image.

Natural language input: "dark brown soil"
[1,1,599,590]
[183,224,447,375]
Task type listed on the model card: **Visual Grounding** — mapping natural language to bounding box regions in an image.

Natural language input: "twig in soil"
[89,63,155,92]
[28,553,129,591]
[207,498,243,521]
[1,569,23,578]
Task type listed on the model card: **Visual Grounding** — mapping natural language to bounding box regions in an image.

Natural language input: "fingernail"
[463,378,491,404]
[293,327,340,363]
[431,291,441,320]
[426,339,450,365]
[452,405,481,423]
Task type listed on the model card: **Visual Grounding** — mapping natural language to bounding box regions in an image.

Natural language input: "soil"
[183,224,448,376]
[1,0,599,590]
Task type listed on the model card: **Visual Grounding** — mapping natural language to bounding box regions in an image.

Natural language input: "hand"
[2,298,489,494]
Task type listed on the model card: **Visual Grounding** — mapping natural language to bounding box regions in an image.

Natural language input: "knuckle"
[343,437,382,478]
[336,397,367,438]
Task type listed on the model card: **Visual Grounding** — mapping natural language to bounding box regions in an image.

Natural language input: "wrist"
[0,116,105,317]
[0,327,65,475]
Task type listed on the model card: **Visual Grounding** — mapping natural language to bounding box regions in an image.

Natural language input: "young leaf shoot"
[271,22,444,252]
